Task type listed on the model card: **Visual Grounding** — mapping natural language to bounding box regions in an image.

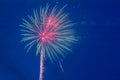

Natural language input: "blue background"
[0,0,120,80]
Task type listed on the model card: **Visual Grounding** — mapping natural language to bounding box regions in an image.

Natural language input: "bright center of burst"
[39,31,56,42]
[39,16,58,42]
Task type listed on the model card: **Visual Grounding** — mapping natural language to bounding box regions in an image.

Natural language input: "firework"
[20,4,77,80]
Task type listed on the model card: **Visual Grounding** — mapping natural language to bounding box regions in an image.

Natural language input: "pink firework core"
[39,32,57,42]
[39,16,58,42]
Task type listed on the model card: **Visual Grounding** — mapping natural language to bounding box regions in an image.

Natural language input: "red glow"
[38,16,58,42]
[46,16,59,27]
[40,32,56,42]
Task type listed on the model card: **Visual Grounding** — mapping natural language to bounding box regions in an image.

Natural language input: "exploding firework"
[20,4,77,80]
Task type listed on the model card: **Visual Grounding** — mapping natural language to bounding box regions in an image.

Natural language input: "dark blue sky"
[0,0,120,80]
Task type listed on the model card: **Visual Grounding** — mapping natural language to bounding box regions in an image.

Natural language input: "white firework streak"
[20,4,77,80]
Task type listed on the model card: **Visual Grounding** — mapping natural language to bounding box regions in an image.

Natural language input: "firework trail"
[20,4,77,80]
[40,50,44,80]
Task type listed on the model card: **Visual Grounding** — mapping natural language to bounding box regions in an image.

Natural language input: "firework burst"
[20,4,77,80]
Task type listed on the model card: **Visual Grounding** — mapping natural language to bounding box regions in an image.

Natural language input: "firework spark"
[20,4,77,80]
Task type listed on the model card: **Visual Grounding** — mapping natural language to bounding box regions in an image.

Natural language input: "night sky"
[0,0,120,80]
